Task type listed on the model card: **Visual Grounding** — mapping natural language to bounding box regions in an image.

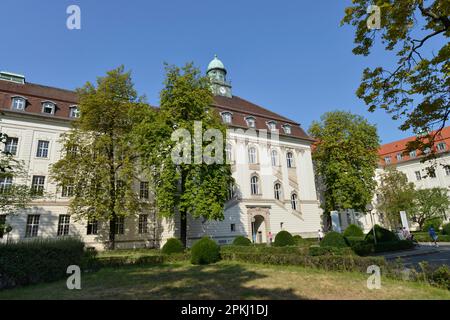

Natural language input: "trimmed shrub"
[365,225,398,243]
[423,218,443,232]
[343,224,364,238]
[0,238,85,289]
[293,235,303,245]
[442,223,450,235]
[232,236,252,246]
[273,231,296,247]
[97,253,189,268]
[221,245,308,255]
[374,240,415,253]
[320,231,348,248]
[308,245,354,256]
[410,232,450,242]
[191,237,221,265]
[161,238,184,255]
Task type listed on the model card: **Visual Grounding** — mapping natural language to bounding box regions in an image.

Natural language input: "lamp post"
[365,204,377,246]
[251,217,256,243]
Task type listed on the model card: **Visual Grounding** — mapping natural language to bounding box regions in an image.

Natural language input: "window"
[424,147,431,154]
[25,215,40,238]
[69,106,80,118]
[291,193,299,211]
[230,224,236,232]
[248,147,257,164]
[274,183,282,200]
[115,217,124,235]
[445,166,450,176]
[267,121,277,131]
[138,214,148,234]
[221,112,232,124]
[271,149,278,166]
[429,169,437,178]
[227,183,235,200]
[225,144,233,163]
[42,102,55,115]
[0,215,6,239]
[87,219,98,235]
[283,125,292,135]
[11,97,26,110]
[61,185,74,197]
[139,181,149,200]
[245,117,256,128]
[410,150,417,158]
[0,177,12,193]
[5,137,18,155]
[415,171,422,181]
[250,176,259,195]
[286,152,294,168]
[57,215,70,236]
[36,140,49,158]
[384,156,391,164]
[437,142,447,152]
[31,176,45,195]
[396,153,403,161]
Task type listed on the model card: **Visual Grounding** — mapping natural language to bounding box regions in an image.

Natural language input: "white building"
[0,57,323,249]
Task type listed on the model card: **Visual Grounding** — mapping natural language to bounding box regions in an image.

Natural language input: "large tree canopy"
[342,0,450,153]
[309,111,380,219]
[411,187,450,230]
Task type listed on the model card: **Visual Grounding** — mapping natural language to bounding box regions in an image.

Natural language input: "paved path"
[379,243,450,268]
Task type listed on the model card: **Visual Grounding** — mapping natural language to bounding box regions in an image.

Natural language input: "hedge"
[365,225,398,243]
[308,246,355,256]
[412,233,450,242]
[96,253,189,267]
[320,231,348,248]
[221,245,309,255]
[191,237,221,265]
[374,240,414,253]
[232,236,252,246]
[273,231,296,247]
[0,238,85,289]
[161,238,184,255]
[343,224,364,238]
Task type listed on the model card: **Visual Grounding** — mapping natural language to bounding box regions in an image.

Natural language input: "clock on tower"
[206,55,232,98]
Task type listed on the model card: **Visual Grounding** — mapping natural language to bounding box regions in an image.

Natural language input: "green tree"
[51,66,148,249]
[412,187,450,230]
[377,167,416,228]
[342,0,450,153]
[132,63,234,247]
[309,111,380,225]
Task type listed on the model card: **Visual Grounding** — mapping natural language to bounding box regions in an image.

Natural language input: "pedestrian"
[268,232,273,245]
[318,229,324,242]
[428,227,439,247]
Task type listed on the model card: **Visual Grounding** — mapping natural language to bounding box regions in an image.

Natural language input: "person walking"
[428,227,439,247]
[318,229,324,243]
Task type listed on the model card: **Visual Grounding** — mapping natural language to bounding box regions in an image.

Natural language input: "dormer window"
[221,112,232,124]
[69,106,80,118]
[437,142,447,152]
[267,121,277,131]
[283,124,292,135]
[42,102,56,115]
[11,97,26,111]
[246,117,256,128]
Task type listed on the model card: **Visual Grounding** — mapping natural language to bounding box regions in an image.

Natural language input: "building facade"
[0,57,323,249]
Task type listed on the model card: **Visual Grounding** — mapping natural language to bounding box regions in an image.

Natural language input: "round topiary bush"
[161,238,184,255]
[365,225,398,243]
[293,235,303,245]
[190,237,221,265]
[232,236,252,246]
[320,231,348,248]
[442,223,450,235]
[343,224,364,238]
[273,231,296,247]
[423,218,443,232]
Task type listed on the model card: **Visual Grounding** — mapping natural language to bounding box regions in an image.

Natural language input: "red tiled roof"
[378,126,450,165]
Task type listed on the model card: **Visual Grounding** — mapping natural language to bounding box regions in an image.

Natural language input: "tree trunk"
[109,216,116,250]
[180,211,187,248]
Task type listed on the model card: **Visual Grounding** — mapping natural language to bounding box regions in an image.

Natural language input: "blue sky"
[0,0,446,143]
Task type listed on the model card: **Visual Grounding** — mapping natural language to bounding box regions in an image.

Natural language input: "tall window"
[271,150,278,166]
[25,215,40,238]
[87,219,98,235]
[225,143,233,163]
[409,150,417,158]
[437,142,447,152]
[274,183,282,200]
[115,217,124,235]
[291,193,299,211]
[415,171,422,181]
[140,182,149,200]
[396,153,403,161]
[221,112,232,124]
[69,106,80,118]
[283,125,292,135]
[286,152,294,168]
[248,147,257,164]
[36,140,49,158]
[57,215,70,236]
[61,185,74,197]
[0,177,12,194]
[138,214,148,234]
[42,102,55,115]
[445,166,450,176]
[227,183,235,200]
[246,117,256,128]
[31,176,45,195]
[11,97,26,110]
[5,137,18,155]
[250,176,259,195]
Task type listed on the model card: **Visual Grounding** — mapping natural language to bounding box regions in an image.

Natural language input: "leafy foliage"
[309,111,379,218]
[343,224,364,237]
[273,231,296,247]
[442,223,450,235]
[423,217,443,232]
[161,238,184,255]
[190,237,221,265]
[365,225,399,243]
[320,231,349,248]
[342,0,450,154]
[412,187,450,230]
[232,236,252,246]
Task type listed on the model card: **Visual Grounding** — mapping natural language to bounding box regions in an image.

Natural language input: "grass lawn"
[0,261,449,300]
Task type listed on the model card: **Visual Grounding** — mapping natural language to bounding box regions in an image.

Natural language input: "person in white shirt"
[318,229,324,242]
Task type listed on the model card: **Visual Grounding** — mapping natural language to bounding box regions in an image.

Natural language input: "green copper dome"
[207,55,226,73]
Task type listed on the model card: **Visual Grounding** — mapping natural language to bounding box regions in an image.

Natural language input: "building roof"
[207,55,226,73]
[378,126,450,165]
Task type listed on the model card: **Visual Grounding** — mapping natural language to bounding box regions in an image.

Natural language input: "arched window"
[286,152,294,168]
[271,149,278,166]
[42,101,56,115]
[69,106,80,118]
[250,176,259,195]
[248,146,257,164]
[221,112,232,124]
[274,183,282,200]
[225,143,233,163]
[246,117,256,128]
[291,193,299,211]
[267,121,277,131]
[11,97,26,110]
